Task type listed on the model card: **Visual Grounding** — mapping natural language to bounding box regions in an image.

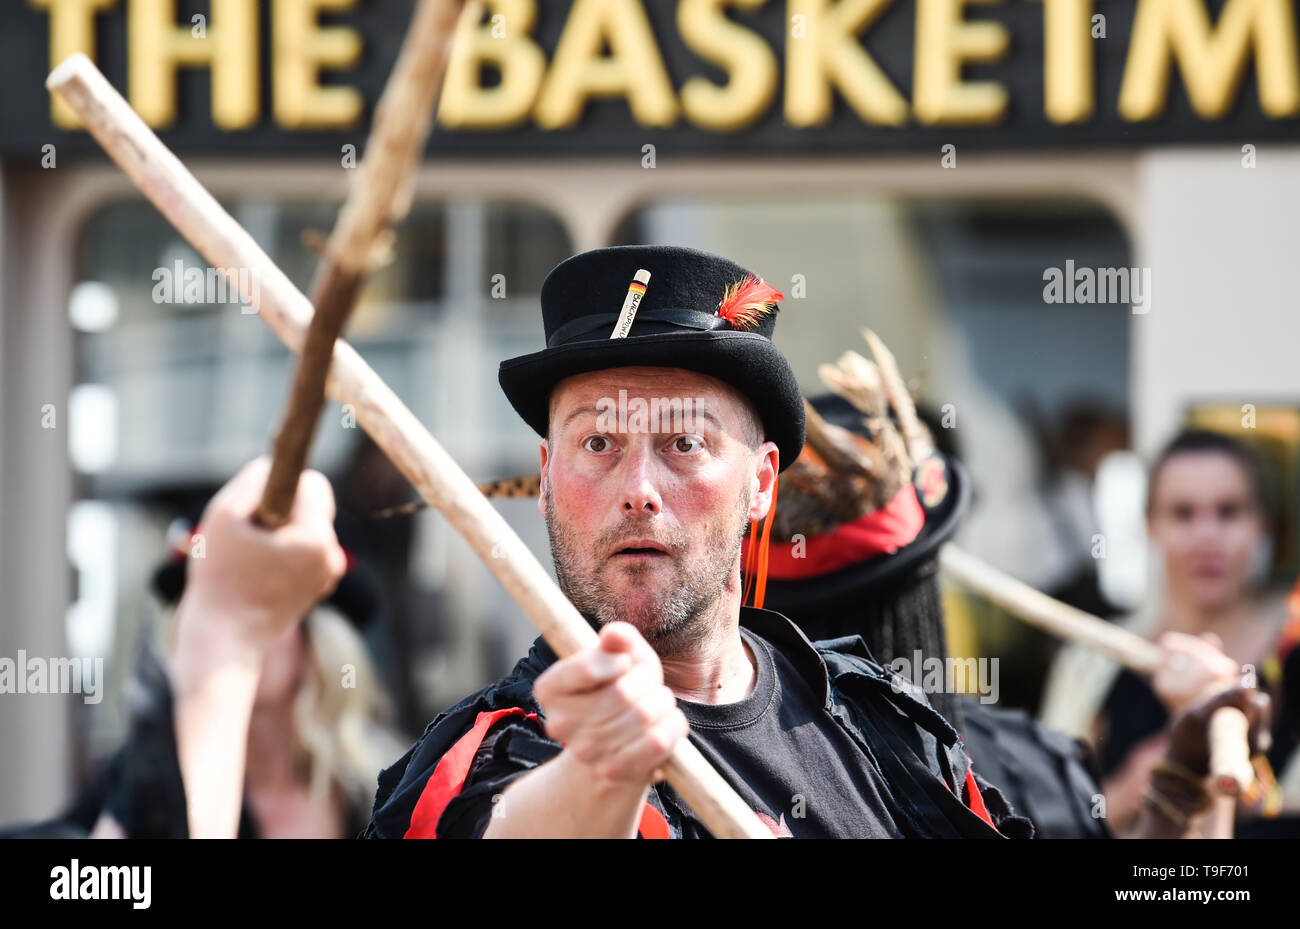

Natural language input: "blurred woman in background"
[56,514,409,839]
[1089,430,1293,836]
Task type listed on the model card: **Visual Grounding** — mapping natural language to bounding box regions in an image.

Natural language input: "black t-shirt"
[1098,668,1168,779]
[679,627,905,837]
[439,625,964,838]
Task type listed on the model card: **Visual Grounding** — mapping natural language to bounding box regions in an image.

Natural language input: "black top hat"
[758,393,970,616]
[498,245,805,471]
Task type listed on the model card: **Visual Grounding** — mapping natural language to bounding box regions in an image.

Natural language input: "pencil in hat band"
[609,269,651,339]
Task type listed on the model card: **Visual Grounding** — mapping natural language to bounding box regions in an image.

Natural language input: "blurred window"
[67,197,572,754]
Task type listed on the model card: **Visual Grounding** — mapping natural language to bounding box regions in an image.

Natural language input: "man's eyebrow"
[558,405,601,431]
[692,409,724,432]
[555,402,729,433]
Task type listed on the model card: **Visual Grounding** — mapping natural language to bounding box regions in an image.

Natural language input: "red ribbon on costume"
[743,480,778,609]
[761,484,926,582]
[404,707,670,839]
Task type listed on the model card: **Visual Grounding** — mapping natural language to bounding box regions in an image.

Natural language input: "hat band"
[762,484,926,581]
[546,307,729,348]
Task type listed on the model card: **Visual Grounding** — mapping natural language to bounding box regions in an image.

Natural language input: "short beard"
[544,481,752,658]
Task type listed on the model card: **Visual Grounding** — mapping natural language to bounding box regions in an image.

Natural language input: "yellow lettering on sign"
[1120,0,1300,120]
[534,0,679,128]
[1036,0,1095,124]
[273,0,363,129]
[30,0,120,128]
[913,0,1008,125]
[785,0,907,127]
[128,0,258,129]
[678,0,777,131]
[438,0,547,128]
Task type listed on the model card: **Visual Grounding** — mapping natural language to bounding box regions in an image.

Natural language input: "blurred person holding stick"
[7,463,408,840]
[363,246,1037,839]
[26,0,471,841]
[1046,429,1294,836]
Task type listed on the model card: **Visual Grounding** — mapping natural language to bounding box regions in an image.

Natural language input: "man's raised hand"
[181,456,347,655]
[534,622,690,788]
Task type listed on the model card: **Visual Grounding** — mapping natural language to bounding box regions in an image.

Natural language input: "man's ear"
[537,439,550,519]
[748,441,780,522]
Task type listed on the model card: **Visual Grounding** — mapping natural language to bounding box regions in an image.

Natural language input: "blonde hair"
[156,601,409,822]
[294,606,410,814]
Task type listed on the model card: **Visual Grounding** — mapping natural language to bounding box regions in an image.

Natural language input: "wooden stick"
[939,546,1163,671]
[1208,708,1253,796]
[48,54,771,839]
[939,545,1253,794]
[255,0,471,528]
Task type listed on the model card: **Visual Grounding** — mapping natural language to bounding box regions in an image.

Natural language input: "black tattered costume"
[367,608,1029,838]
[366,245,1037,839]
[759,392,1109,839]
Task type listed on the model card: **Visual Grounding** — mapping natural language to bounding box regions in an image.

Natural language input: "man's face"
[539,366,778,656]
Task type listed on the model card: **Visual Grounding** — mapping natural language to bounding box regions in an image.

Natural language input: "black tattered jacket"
[365,607,1033,839]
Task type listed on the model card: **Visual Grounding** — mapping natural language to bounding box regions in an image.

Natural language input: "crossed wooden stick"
[47,18,771,839]
[46,11,1251,838]
[940,547,1254,796]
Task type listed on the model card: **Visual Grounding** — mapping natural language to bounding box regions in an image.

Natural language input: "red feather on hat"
[717,274,784,331]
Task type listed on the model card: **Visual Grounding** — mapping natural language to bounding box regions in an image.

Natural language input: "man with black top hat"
[362,245,1035,838]
[139,244,1267,839]
[0,475,400,840]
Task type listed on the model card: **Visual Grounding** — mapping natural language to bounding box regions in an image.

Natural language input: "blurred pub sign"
[2,0,1298,159]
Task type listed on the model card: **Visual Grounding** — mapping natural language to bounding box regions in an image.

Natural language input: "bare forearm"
[482,750,649,839]
[170,596,264,839]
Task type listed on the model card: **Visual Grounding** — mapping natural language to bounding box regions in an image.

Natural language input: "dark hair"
[1147,428,1267,517]
[787,555,965,733]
